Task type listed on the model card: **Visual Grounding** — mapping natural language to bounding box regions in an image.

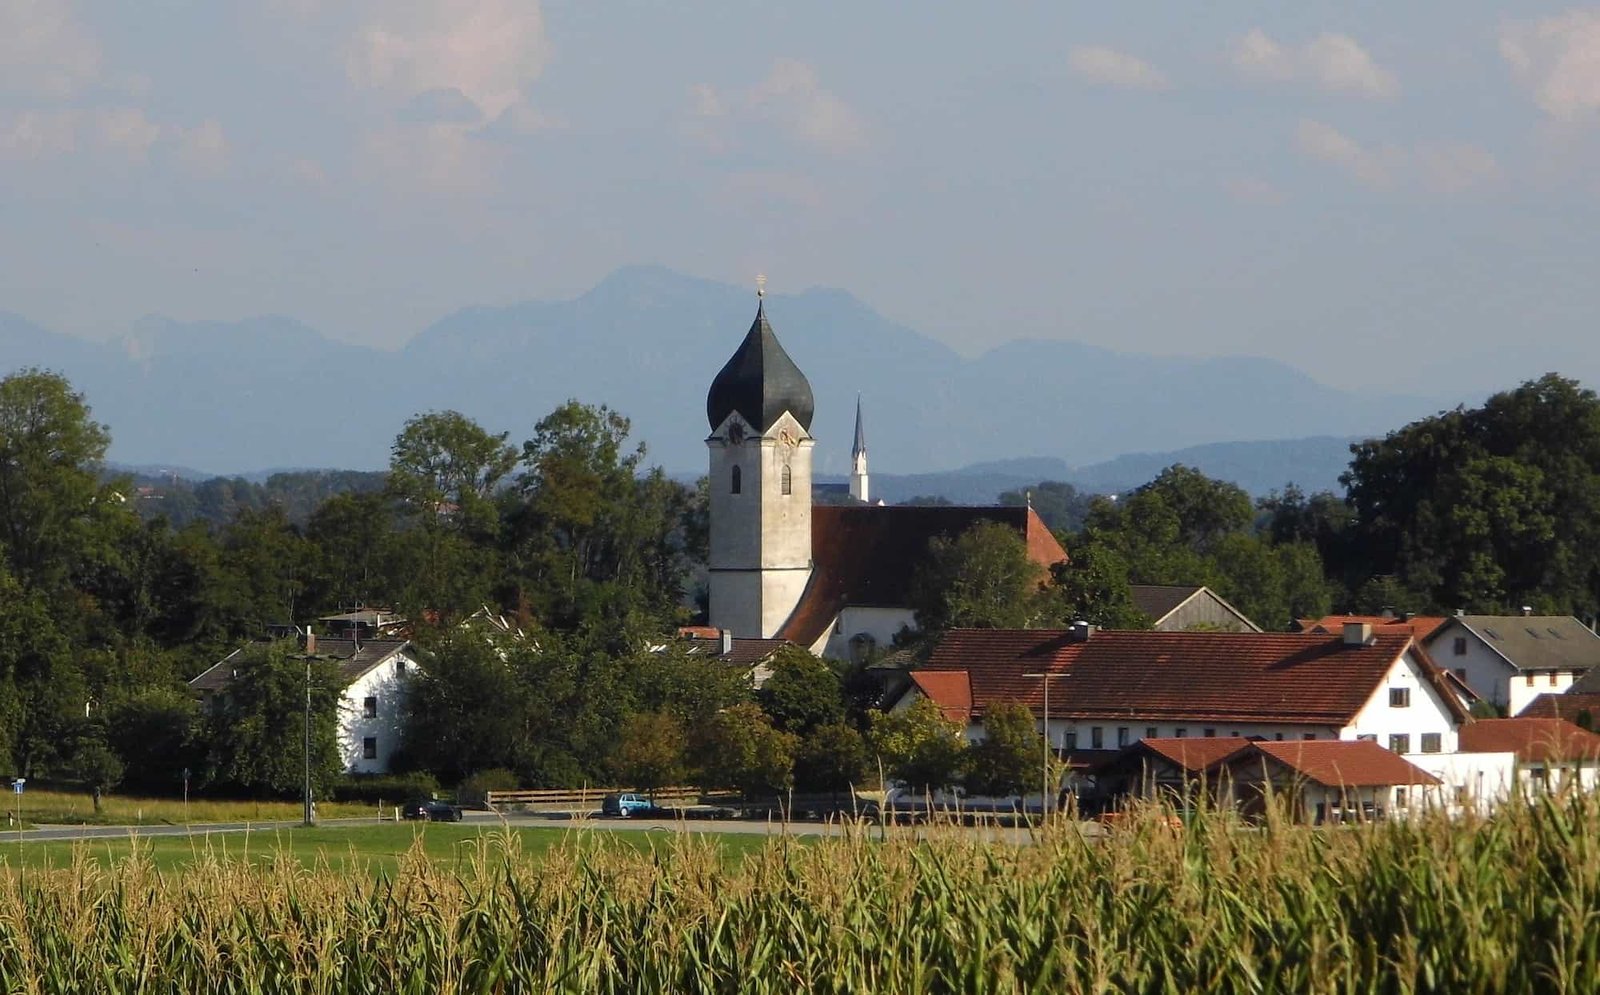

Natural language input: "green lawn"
[3,822,777,873]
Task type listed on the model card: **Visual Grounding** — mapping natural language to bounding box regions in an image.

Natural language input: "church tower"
[849,395,869,504]
[705,283,815,637]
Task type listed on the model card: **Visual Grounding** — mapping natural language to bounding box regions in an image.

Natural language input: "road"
[7,811,1071,846]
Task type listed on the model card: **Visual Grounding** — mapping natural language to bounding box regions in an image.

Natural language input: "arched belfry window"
[781,464,792,495]
[731,464,742,494]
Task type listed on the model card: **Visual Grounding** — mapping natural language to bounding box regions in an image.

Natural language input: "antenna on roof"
[1025,490,1032,509]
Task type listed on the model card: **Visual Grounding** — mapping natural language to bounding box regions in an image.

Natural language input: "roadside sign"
[11,779,23,794]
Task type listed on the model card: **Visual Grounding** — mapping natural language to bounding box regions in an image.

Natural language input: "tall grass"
[8,790,376,826]
[2,791,1599,992]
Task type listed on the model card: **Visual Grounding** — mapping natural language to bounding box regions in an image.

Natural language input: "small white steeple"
[849,394,869,504]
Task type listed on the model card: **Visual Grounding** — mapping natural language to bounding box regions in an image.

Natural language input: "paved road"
[8,811,1071,846]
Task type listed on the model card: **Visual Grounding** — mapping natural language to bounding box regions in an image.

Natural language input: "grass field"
[8,789,375,827]
[5,821,775,873]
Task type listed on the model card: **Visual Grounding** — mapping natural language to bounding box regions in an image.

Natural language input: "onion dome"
[706,299,814,433]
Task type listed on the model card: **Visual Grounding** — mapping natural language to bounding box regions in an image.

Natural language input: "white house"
[189,633,421,774]
[895,622,1470,754]
[1423,614,1600,715]
[1458,717,1600,795]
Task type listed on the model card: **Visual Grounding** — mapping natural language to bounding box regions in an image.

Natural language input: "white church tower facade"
[849,395,869,504]
[706,287,815,638]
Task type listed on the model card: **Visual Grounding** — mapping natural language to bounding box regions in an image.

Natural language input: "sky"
[3,1,1600,394]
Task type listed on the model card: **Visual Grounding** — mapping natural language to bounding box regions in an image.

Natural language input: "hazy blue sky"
[4,1,1599,393]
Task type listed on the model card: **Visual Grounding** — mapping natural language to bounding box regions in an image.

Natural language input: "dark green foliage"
[868,697,968,794]
[757,647,845,734]
[794,721,870,794]
[696,702,798,797]
[998,480,1094,533]
[330,771,441,804]
[104,687,199,794]
[612,711,689,792]
[910,520,1054,632]
[201,641,344,797]
[963,700,1042,799]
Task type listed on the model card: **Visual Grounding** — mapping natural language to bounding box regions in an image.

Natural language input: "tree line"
[2,367,1599,803]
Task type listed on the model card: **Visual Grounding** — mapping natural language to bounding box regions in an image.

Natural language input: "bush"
[456,768,520,808]
[331,772,440,805]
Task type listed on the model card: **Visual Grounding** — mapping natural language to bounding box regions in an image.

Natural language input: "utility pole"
[303,655,313,827]
[1022,672,1066,820]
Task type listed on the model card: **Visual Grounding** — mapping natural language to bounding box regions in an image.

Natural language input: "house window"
[1395,787,1408,807]
[1274,733,1284,741]
[1145,727,1158,739]
[362,696,377,718]
[1090,727,1104,749]
[731,465,742,494]
[781,464,792,496]
[1389,688,1410,708]
[1175,728,1188,739]
[1421,733,1442,753]
[1203,728,1216,738]
[1116,727,1129,748]
[395,659,407,677]
[1549,671,1559,686]
[1389,734,1411,754]
[1453,637,1468,656]
[1063,731,1078,749]
[1526,672,1536,687]
[1302,733,1316,741]
[362,737,377,760]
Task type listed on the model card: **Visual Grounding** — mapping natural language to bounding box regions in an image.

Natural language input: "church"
[704,286,1067,659]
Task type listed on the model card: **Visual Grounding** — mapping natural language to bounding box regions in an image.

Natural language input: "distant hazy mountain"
[3,266,1456,476]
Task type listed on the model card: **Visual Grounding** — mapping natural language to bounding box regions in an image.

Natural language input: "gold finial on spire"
[755,273,766,299]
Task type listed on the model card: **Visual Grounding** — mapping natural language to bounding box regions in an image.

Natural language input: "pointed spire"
[852,394,867,458]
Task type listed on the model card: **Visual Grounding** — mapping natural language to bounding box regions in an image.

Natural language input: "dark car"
[402,799,463,822]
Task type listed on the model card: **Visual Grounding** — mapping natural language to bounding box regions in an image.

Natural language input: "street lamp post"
[1022,671,1067,820]
[303,655,313,827]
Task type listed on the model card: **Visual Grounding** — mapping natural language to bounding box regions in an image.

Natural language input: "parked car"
[403,799,464,822]
[601,793,656,818]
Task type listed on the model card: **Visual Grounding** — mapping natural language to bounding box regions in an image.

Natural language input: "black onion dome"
[706,301,815,432]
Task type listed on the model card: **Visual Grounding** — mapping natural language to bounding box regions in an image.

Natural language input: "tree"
[998,481,1094,533]
[201,641,343,797]
[0,369,113,594]
[867,698,968,794]
[67,731,123,813]
[697,703,798,797]
[389,410,518,524]
[105,687,199,794]
[612,711,688,795]
[1048,542,1149,629]
[964,701,1043,799]
[399,630,534,784]
[756,647,845,734]
[794,721,870,795]
[909,521,1051,633]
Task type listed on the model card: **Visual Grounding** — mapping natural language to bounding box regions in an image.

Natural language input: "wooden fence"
[484,786,702,809]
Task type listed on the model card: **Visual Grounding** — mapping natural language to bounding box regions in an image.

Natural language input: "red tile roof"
[1517,693,1600,721]
[1459,718,1600,763]
[912,629,1468,727]
[1297,615,1451,642]
[1133,736,1254,771]
[1241,739,1441,787]
[908,671,972,724]
[777,505,1068,646]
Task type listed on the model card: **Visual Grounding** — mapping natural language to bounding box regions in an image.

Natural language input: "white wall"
[706,411,814,638]
[1342,650,1460,753]
[337,650,417,774]
[821,606,916,660]
[1427,621,1587,714]
[1404,751,1517,816]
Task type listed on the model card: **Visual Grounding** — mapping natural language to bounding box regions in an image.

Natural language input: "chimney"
[1401,610,1415,622]
[720,628,734,655]
[1521,606,1534,617]
[1067,620,1095,643]
[1343,622,1373,647]
[1455,608,1466,617]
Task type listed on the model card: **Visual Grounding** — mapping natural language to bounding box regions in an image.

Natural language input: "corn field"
[1,792,1599,993]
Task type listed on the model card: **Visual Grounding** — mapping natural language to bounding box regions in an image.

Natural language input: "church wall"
[823,606,917,660]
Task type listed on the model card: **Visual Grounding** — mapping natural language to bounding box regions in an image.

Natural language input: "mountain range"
[4,266,1463,482]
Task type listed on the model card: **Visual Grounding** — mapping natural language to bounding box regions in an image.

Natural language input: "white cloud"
[1232,29,1396,98]
[0,0,102,98]
[1501,11,1600,121]
[692,58,867,156]
[1296,119,1499,194]
[347,0,547,120]
[176,119,229,175]
[1067,46,1169,91]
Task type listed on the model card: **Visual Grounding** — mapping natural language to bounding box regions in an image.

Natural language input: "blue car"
[601,793,655,818]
